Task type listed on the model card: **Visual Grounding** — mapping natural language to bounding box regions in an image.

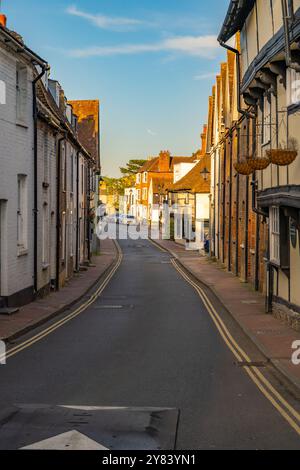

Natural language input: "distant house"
[135,151,194,221]
[169,127,211,248]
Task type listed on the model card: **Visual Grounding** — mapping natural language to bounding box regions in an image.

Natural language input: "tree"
[120,159,147,176]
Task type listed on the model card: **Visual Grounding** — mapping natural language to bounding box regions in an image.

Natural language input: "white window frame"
[61,212,66,262]
[136,173,141,184]
[16,63,28,125]
[42,203,49,265]
[17,174,28,253]
[262,94,271,145]
[286,67,300,107]
[143,172,148,183]
[270,206,280,265]
[142,188,148,201]
[137,189,141,201]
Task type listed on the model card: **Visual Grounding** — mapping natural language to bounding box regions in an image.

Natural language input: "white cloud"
[147,129,157,136]
[193,72,217,81]
[68,35,219,58]
[66,5,143,31]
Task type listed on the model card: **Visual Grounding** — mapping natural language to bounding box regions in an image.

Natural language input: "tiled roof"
[168,155,211,194]
[138,155,194,174]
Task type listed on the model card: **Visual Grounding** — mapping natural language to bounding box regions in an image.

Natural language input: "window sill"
[16,120,28,129]
[17,247,28,257]
[42,263,50,271]
[261,141,271,149]
[287,103,300,115]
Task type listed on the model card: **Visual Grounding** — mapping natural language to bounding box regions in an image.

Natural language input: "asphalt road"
[0,238,299,449]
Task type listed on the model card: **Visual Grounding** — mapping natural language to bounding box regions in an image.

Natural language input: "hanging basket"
[248,157,270,171]
[265,149,297,166]
[234,160,254,176]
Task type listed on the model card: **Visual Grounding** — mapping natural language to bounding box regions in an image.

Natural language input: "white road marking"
[21,430,108,450]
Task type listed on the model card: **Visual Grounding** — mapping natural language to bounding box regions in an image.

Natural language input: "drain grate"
[236,360,268,368]
[94,305,134,310]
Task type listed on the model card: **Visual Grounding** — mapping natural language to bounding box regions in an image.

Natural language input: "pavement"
[0,238,299,449]
[0,238,118,342]
[151,237,300,391]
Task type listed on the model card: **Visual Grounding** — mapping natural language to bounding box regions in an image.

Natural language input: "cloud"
[147,129,157,136]
[66,5,144,31]
[68,35,219,58]
[193,72,217,81]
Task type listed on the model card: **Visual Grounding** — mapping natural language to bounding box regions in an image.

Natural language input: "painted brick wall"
[0,45,35,303]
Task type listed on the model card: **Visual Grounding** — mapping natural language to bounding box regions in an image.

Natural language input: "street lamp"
[200,167,210,182]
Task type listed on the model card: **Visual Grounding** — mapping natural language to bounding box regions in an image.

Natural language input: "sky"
[3,0,229,177]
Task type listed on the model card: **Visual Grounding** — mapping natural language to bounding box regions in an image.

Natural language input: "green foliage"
[103,159,147,198]
[120,159,147,176]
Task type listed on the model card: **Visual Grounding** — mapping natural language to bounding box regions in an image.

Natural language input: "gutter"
[32,64,49,295]
[76,151,80,272]
[281,0,300,72]
[56,135,66,290]
[0,25,47,66]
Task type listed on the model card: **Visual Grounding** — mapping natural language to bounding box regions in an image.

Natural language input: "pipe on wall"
[55,135,66,291]
[281,0,300,72]
[32,65,49,295]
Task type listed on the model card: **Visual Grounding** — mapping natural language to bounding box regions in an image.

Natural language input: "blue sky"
[4,0,229,176]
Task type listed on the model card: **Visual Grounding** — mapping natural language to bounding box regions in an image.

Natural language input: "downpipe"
[55,135,66,291]
[32,64,49,295]
[281,0,300,72]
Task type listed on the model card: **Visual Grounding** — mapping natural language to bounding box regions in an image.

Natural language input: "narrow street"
[0,238,299,450]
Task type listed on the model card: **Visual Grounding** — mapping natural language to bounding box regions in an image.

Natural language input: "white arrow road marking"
[20,430,108,450]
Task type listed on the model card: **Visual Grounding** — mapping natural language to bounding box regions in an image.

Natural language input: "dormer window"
[16,62,28,125]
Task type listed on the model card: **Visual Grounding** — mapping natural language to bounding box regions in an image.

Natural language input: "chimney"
[0,13,7,27]
[200,125,208,156]
[158,151,171,172]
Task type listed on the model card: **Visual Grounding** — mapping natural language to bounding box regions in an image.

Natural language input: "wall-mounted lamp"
[200,167,210,182]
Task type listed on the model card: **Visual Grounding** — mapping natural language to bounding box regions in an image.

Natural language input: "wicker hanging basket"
[265,149,297,166]
[234,160,254,176]
[248,157,270,171]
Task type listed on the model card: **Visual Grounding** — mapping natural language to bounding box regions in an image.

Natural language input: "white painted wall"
[0,44,35,302]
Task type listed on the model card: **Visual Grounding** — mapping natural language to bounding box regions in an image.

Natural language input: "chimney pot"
[0,14,7,27]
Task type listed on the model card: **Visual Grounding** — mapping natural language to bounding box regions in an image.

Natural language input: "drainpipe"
[281,0,300,72]
[32,64,49,295]
[218,41,256,120]
[75,151,80,272]
[56,135,66,290]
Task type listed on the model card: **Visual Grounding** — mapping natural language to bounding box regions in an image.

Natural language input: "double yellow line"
[0,241,123,363]
[170,257,300,437]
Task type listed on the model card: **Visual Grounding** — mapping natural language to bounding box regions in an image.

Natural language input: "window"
[0,79,6,104]
[42,203,49,265]
[136,173,141,184]
[142,188,148,201]
[270,206,280,265]
[17,175,27,251]
[43,130,49,184]
[262,94,271,144]
[287,68,300,107]
[137,189,141,201]
[143,172,148,183]
[81,164,84,194]
[61,212,66,262]
[70,154,74,193]
[16,63,27,124]
[61,145,66,191]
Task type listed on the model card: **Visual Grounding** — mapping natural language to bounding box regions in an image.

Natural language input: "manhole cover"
[0,405,179,450]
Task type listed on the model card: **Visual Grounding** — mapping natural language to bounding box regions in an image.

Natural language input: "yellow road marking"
[170,258,300,436]
[0,241,123,362]
[148,237,168,253]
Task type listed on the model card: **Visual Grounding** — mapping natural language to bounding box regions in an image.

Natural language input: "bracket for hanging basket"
[265,149,297,166]
[234,160,254,176]
[248,156,270,171]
